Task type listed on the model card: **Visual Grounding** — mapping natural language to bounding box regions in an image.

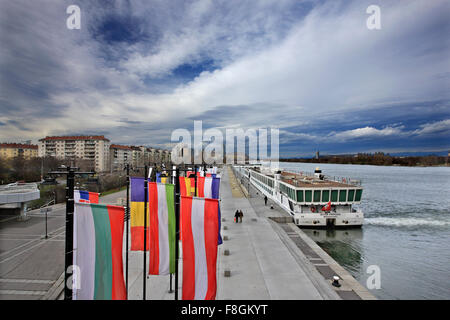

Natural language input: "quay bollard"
[332,275,341,287]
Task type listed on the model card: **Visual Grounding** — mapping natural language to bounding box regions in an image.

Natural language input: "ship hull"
[294,213,364,228]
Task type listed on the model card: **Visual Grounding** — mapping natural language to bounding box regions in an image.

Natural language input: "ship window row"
[297,189,362,203]
[279,182,296,201]
[250,171,274,188]
[253,179,273,195]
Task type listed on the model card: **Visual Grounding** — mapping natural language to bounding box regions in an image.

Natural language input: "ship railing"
[324,175,362,186]
[281,170,362,186]
[283,169,314,178]
[0,182,39,191]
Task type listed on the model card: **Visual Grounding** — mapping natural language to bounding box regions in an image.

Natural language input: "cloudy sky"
[0,0,448,157]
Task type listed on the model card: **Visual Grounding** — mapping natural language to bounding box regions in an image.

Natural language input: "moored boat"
[233,165,364,228]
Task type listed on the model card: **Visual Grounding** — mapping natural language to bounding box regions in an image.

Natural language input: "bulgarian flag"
[130,177,150,251]
[73,203,126,300]
[148,182,175,275]
[181,196,219,300]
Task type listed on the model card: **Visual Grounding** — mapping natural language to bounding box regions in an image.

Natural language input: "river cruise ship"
[233,165,364,228]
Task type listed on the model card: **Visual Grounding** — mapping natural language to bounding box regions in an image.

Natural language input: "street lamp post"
[40,206,52,239]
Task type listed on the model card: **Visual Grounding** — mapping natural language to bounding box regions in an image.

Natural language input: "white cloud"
[412,119,450,136]
[0,0,448,148]
[328,125,405,141]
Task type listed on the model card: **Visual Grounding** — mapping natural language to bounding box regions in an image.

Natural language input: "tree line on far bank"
[281,152,448,167]
[0,156,96,184]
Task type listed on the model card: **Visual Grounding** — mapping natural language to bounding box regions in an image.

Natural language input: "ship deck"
[280,172,356,189]
[252,168,360,189]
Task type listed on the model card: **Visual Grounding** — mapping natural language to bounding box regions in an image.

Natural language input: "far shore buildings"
[37,135,171,173]
[0,143,38,159]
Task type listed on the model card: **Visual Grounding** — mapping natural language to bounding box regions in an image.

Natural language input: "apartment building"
[38,136,110,172]
[110,145,172,171]
[0,143,38,159]
[110,144,134,171]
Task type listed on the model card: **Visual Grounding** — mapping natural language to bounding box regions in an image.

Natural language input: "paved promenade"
[0,189,126,300]
[127,166,339,300]
[0,203,66,300]
[1,170,371,300]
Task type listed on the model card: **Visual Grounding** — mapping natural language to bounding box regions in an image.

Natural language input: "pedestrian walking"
[239,210,243,223]
[234,210,240,223]
[264,195,268,206]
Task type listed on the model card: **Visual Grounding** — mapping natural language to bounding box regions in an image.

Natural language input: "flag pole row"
[63,163,215,301]
[47,166,96,301]
[129,164,208,300]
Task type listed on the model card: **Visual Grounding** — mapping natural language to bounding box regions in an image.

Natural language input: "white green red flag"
[73,203,126,300]
[148,182,175,275]
[180,196,219,300]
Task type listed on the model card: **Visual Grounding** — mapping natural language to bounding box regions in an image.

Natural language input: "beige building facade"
[38,136,110,172]
[0,143,38,159]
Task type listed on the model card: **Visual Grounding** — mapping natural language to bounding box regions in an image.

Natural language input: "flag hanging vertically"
[74,190,99,204]
[179,176,223,245]
[148,182,175,275]
[180,196,219,300]
[73,203,126,300]
[180,176,220,197]
[130,177,149,251]
[179,176,194,197]
[210,178,223,245]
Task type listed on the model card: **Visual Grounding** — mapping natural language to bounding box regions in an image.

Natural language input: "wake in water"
[365,217,450,228]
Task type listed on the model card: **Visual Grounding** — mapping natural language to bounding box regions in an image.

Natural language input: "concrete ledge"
[269,216,294,223]
[286,223,376,300]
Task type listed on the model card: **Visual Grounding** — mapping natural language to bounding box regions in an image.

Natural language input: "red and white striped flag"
[148,182,175,275]
[180,196,219,300]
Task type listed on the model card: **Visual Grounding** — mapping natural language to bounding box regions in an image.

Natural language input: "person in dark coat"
[234,210,240,223]
[239,210,243,223]
[264,195,268,206]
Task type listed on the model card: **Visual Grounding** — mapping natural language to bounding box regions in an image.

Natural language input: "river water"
[279,162,450,300]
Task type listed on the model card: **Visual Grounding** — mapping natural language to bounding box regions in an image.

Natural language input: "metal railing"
[0,182,39,192]
[40,198,55,209]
